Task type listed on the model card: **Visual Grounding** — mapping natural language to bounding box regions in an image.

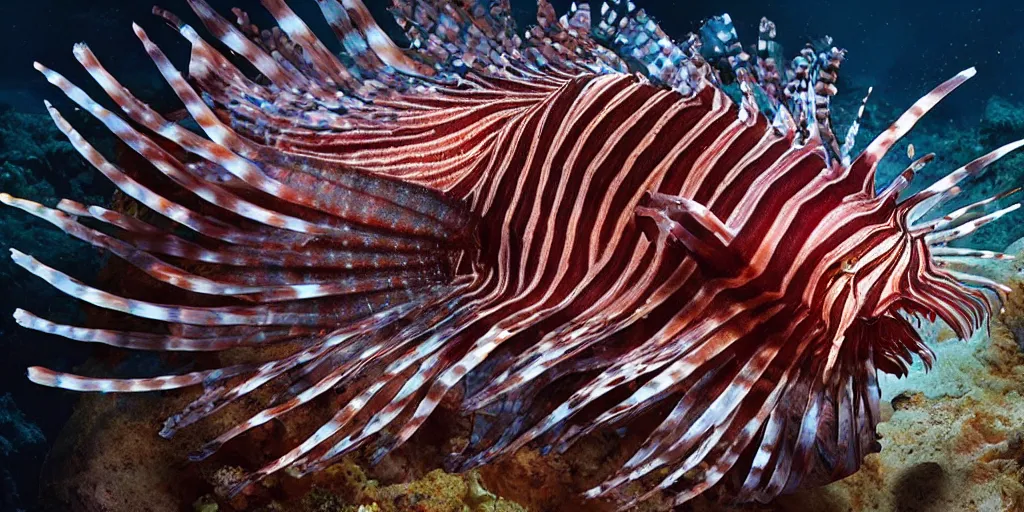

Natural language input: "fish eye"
[842,256,860,273]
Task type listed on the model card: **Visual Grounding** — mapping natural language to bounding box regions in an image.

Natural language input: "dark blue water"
[0,1,1020,510]
[3,1,1021,118]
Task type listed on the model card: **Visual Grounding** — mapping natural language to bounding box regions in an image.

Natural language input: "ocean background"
[0,0,1021,510]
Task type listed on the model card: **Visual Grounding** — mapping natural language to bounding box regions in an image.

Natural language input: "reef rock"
[0,393,46,511]
[0,103,112,512]
[982,96,1024,141]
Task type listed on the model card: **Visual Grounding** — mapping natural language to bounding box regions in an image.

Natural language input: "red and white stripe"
[7,0,1020,508]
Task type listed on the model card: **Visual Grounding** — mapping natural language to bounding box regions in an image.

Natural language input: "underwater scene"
[1,0,1023,510]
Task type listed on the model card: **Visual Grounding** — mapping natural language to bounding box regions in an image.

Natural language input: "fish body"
[6,0,1021,507]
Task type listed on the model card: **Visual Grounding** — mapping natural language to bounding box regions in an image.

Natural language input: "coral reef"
[0,393,46,512]
[0,104,111,318]
[296,465,525,512]
[0,102,112,510]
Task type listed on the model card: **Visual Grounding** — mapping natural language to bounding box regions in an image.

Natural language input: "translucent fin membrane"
[8,0,1023,510]
[10,0,483,497]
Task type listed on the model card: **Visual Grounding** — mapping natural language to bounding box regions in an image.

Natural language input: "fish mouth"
[844,303,937,377]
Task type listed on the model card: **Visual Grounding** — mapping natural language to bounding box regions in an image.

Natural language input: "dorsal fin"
[849,68,976,194]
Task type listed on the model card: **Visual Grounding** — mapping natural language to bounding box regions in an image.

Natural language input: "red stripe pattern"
[7,0,1021,507]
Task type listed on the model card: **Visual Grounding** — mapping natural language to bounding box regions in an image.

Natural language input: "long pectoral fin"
[637,192,743,277]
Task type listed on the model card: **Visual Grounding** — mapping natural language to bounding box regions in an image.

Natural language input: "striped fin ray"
[183,0,317,96]
[930,247,1015,260]
[903,138,1024,227]
[183,320,418,462]
[501,302,788,463]
[35,64,357,240]
[313,0,434,76]
[41,98,304,247]
[11,0,481,485]
[926,203,1022,245]
[11,0,1022,509]
[162,296,442,439]
[219,290,479,493]
[27,364,254,392]
[75,43,458,253]
[129,26,475,242]
[261,0,361,87]
[390,0,521,73]
[849,67,977,193]
[929,187,1021,233]
[58,199,165,236]
[572,308,809,460]
[621,344,810,508]
[2,194,440,302]
[13,309,310,352]
[11,247,434,327]
[55,199,446,270]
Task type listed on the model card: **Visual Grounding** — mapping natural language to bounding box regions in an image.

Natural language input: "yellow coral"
[301,464,525,512]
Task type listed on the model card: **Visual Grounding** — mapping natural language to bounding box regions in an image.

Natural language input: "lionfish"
[6,0,1022,507]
